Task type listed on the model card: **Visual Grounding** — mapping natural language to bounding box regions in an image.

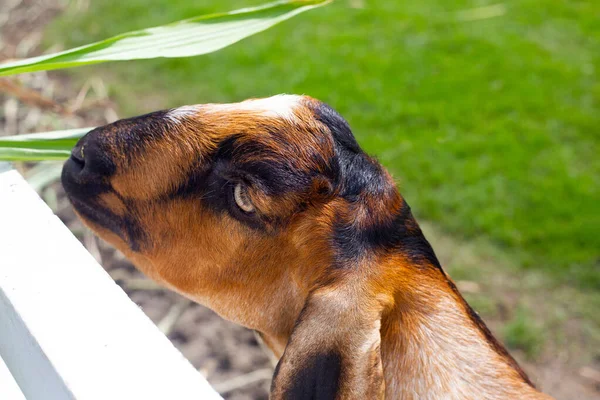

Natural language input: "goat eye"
[233,182,255,213]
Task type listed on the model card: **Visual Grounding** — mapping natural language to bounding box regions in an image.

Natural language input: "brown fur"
[62,95,552,399]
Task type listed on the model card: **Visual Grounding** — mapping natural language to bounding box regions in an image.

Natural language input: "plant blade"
[0,127,91,161]
[0,0,329,77]
[0,148,73,161]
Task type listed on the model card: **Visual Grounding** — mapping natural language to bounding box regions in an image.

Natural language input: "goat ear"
[270,287,386,400]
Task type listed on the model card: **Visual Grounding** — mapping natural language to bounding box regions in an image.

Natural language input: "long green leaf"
[0,148,73,161]
[0,0,329,77]
[0,128,91,160]
[0,127,92,147]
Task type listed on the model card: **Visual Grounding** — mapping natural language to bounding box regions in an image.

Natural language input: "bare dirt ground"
[1,1,598,399]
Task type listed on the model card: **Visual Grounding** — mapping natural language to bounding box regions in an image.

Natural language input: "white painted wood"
[0,353,26,400]
[0,167,222,400]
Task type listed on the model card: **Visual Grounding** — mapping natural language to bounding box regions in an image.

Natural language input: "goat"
[61,95,552,399]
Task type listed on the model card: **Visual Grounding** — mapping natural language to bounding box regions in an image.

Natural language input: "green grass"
[46,0,599,288]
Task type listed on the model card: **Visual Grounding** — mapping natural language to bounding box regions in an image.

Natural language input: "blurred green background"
[47,0,599,288]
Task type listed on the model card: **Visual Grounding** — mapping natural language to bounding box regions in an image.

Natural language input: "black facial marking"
[211,135,333,200]
[331,199,441,268]
[168,145,269,231]
[210,136,301,196]
[239,159,312,196]
[170,160,211,199]
[68,195,145,251]
[274,352,342,400]
[121,213,146,252]
[213,135,240,160]
[311,101,443,269]
[109,110,172,162]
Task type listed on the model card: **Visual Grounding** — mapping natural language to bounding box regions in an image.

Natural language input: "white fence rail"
[0,166,222,400]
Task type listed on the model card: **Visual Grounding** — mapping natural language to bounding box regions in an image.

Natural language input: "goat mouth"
[62,163,145,252]
[70,196,117,230]
[62,158,116,224]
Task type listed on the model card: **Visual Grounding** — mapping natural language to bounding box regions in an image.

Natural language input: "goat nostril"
[69,137,116,177]
[70,144,85,167]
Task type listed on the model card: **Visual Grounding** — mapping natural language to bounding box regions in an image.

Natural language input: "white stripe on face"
[165,105,201,123]
[166,94,303,123]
